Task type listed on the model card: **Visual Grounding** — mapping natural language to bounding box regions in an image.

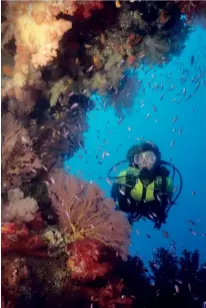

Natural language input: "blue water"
[65,26,206,265]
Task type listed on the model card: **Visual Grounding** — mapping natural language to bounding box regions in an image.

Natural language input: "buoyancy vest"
[117,166,173,203]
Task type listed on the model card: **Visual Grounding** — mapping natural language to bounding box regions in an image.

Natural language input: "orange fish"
[2,65,14,77]
[115,0,121,8]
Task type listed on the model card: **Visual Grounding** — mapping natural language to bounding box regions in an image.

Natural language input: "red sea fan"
[48,170,131,260]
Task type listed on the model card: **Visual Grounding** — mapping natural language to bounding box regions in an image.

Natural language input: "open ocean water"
[65,26,206,265]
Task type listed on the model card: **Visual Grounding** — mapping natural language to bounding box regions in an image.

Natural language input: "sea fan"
[48,170,131,260]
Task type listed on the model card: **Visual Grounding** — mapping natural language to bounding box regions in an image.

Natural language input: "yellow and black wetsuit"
[111,165,173,225]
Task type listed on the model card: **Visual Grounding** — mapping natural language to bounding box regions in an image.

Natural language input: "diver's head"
[126,142,161,174]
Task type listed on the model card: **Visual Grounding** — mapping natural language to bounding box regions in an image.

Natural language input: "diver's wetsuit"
[111,166,171,227]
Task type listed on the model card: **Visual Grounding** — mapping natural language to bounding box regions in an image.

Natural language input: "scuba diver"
[109,142,182,229]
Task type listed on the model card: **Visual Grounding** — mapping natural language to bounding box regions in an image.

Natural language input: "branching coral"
[48,170,131,260]
[2,113,42,190]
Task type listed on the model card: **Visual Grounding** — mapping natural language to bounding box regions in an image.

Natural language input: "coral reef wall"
[1,1,206,307]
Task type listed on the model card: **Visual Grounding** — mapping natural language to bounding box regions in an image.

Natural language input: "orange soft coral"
[2,1,103,88]
[2,1,72,87]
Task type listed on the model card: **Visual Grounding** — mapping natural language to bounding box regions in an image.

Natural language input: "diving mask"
[134,151,157,170]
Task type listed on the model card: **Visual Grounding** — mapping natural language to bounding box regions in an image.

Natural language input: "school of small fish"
[70,47,206,265]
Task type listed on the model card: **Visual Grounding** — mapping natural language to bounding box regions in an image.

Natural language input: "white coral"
[3,189,38,223]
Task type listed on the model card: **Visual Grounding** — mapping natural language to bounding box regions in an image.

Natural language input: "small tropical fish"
[69,91,74,97]
[119,186,126,196]
[152,104,157,112]
[183,88,186,96]
[191,191,196,196]
[136,229,140,236]
[126,198,131,206]
[146,113,150,119]
[160,94,164,100]
[137,51,145,59]
[86,65,94,72]
[170,140,174,147]
[191,55,195,65]
[195,81,200,91]
[42,165,48,171]
[162,231,169,238]
[2,65,14,77]
[151,212,157,218]
[70,103,79,110]
[115,0,121,8]
[174,285,179,293]
[172,115,178,123]
[189,228,197,236]
[188,283,191,291]
[188,220,196,226]
[179,127,183,135]
[146,234,151,239]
